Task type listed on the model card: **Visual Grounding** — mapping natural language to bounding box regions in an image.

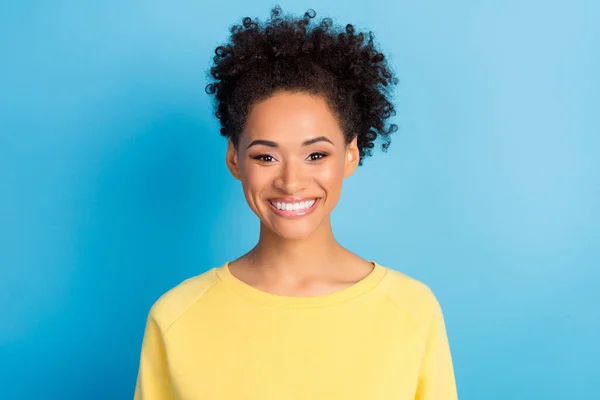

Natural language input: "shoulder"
[146,267,220,335]
[377,264,444,334]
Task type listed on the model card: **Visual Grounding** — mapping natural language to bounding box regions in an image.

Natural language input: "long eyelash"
[252,153,329,162]
[252,153,274,161]
[310,152,329,160]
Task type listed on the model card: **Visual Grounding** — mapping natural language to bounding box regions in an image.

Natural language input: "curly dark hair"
[205,6,398,165]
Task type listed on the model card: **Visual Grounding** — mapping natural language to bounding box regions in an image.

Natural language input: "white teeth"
[270,199,317,211]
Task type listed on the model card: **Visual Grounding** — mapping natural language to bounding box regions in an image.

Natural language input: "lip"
[268,196,318,202]
[266,198,320,218]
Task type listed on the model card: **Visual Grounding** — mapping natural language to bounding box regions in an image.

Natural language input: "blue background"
[1,0,599,398]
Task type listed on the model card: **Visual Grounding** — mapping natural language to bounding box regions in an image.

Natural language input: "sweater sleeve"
[414,303,458,400]
[133,313,176,400]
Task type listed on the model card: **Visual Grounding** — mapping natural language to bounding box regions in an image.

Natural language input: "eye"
[308,152,329,161]
[252,154,276,163]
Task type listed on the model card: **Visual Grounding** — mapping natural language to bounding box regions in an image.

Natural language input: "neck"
[245,217,348,280]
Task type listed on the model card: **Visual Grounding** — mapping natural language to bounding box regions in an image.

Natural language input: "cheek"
[240,163,271,199]
[317,158,346,195]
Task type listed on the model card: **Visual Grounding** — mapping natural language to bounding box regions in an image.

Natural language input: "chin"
[271,222,319,240]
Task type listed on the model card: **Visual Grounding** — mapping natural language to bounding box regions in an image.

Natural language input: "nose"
[273,159,306,194]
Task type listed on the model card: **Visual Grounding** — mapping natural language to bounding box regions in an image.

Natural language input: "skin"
[225,90,375,296]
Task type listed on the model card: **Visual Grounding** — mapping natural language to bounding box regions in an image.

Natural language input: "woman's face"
[226,91,359,240]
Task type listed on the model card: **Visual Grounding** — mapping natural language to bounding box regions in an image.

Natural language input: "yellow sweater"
[134,262,458,399]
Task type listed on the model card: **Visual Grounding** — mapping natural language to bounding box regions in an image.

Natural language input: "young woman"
[134,7,457,400]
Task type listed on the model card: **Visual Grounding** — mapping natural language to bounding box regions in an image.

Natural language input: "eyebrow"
[246,136,334,149]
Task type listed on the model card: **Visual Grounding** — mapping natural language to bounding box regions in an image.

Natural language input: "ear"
[343,135,360,178]
[226,139,242,181]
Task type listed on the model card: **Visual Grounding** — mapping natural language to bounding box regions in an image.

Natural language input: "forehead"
[242,91,344,145]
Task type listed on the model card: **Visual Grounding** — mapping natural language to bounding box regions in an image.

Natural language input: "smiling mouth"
[267,198,320,217]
